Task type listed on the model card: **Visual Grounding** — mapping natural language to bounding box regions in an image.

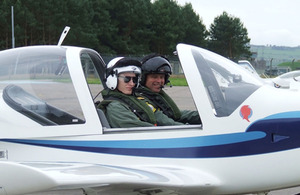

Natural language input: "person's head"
[140,54,172,93]
[105,57,141,95]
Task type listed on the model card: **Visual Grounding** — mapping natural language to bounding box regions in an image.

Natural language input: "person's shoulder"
[107,99,130,110]
[107,100,122,106]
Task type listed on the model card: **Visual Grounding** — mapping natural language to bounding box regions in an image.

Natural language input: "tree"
[151,0,183,54]
[62,0,98,48]
[0,0,209,54]
[179,3,208,47]
[90,0,117,53]
[179,3,208,48]
[0,0,12,49]
[103,0,153,54]
[208,12,251,60]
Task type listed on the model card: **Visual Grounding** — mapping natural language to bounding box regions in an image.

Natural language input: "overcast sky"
[176,0,300,47]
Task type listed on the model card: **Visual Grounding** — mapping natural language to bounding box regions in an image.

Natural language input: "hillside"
[250,45,300,66]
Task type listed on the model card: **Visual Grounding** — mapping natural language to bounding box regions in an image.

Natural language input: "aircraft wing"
[0,161,219,195]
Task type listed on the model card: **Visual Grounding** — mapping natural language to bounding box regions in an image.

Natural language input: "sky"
[176,0,300,47]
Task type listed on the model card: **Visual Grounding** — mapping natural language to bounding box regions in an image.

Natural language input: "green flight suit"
[100,89,183,128]
[136,86,201,124]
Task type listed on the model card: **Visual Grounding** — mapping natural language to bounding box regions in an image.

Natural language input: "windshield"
[191,47,263,117]
[0,46,85,125]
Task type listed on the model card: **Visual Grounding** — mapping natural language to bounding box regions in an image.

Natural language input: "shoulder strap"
[136,87,182,120]
[97,99,113,112]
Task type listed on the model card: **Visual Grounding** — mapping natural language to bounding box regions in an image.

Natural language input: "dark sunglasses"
[118,75,138,83]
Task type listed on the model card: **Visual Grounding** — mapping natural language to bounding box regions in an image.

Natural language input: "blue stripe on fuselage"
[5,131,265,149]
[2,131,266,158]
[3,113,300,158]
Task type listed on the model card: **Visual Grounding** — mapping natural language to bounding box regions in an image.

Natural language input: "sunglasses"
[118,75,138,83]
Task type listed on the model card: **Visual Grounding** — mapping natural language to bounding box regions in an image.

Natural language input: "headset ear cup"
[106,74,118,90]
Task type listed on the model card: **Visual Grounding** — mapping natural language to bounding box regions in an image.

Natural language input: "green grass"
[278,61,300,71]
[169,75,188,86]
[87,78,102,84]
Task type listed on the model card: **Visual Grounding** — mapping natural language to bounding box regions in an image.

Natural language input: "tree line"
[0,0,251,60]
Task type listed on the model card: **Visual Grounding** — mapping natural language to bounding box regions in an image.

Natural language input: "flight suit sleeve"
[154,110,184,126]
[106,101,154,128]
[179,110,202,124]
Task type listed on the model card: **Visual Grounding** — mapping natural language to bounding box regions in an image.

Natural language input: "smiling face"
[117,72,137,95]
[145,73,165,93]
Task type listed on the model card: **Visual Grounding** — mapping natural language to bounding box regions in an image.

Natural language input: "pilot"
[136,54,201,125]
[99,57,183,128]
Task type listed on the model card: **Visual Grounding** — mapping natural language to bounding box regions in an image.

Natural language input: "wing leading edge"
[0,161,219,195]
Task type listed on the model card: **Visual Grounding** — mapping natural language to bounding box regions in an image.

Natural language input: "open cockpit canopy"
[178,44,263,117]
[0,46,85,126]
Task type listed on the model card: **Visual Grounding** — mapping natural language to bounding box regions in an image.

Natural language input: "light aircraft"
[2,27,300,195]
[237,60,300,90]
[272,70,300,89]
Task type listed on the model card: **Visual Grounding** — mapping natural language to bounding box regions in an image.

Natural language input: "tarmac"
[25,86,300,195]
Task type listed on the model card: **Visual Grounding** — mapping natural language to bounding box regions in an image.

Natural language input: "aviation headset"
[105,57,142,90]
[140,54,172,86]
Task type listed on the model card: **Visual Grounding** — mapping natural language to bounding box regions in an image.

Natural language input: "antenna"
[57,26,70,46]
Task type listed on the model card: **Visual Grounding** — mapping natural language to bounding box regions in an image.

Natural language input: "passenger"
[99,57,183,128]
[136,54,201,124]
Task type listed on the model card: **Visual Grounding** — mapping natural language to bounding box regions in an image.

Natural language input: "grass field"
[278,61,300,71]
[169,75,188,86]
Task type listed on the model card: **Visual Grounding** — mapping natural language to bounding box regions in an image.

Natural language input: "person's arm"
[106,101,154,128]
[155,110,184,126]
[179,110,202,124]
